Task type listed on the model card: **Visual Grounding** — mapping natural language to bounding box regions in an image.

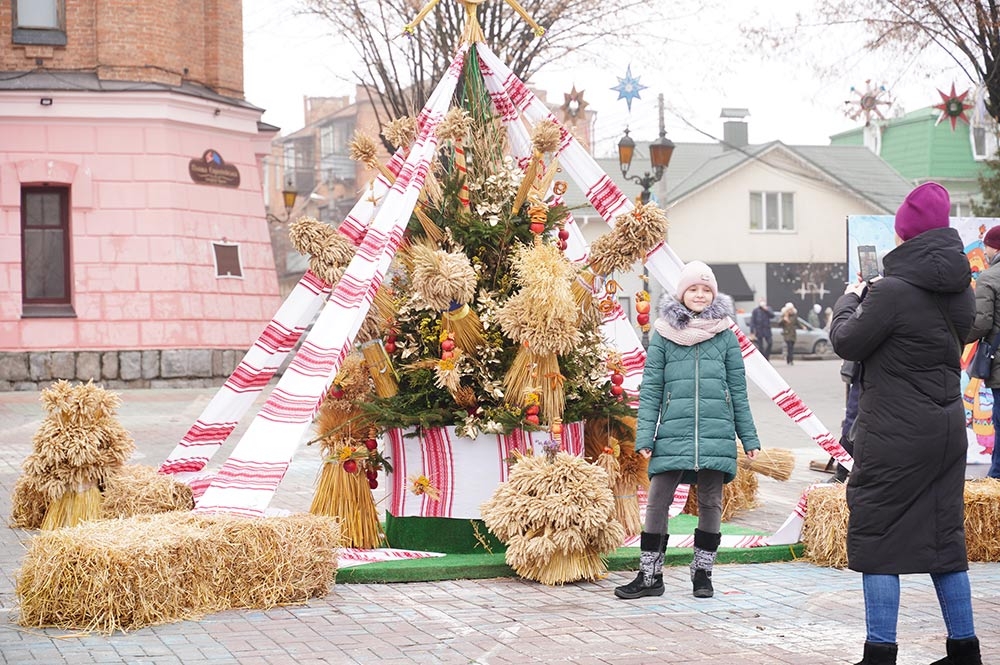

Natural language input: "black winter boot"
[854,641,897,664]
[614,531,666,599]
[691,528,721,598]
[929,637,982,665]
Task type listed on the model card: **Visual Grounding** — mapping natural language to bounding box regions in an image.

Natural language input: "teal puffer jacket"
[635,295,761,484]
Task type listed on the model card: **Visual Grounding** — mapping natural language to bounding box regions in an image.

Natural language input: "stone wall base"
[0,349,248,392]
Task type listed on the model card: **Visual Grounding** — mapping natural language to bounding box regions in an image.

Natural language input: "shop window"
[21,186,74,316]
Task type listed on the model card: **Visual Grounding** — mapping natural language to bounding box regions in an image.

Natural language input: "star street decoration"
[611,65,647,112]
[933,83,973,131]
[561,85,589,124]
[844,80,892,126]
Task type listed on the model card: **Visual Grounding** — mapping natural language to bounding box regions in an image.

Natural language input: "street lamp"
[617,93,675,204]
[267,177,298,224]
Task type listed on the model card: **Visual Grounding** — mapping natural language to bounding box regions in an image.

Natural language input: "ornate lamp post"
[267,177,299,224]
[617,95,675,204]
[617,94,674,347]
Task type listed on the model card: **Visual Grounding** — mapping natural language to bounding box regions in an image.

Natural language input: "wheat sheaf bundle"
[407,242,477,311]
[383,115,418,150]
[288,217,356,287]
[589,202,668,275]
[737,447,795,481]
[495,243,580,356]
[437,107,472,143]
[531,120,562,155]
[15,380,135,530]
[481,451,624,585]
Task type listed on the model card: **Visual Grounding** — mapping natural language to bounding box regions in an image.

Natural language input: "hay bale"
[101,465,194,518]
[801,484,849,568]
[965,478,1000,562]
[16,512,340,633]
[683,467,759,522]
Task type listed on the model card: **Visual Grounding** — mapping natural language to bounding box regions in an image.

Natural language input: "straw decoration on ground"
[481,451,624,585]
[589,202,668,275]
[683,466,758,522]
[584,416,643,536]
[15,512,340,633]
[737,447,795,481]
[309,358,387,548]
[101,464,194,518]
[801,483,849,568]
[14,380,134,530]
[963,478,1000,562]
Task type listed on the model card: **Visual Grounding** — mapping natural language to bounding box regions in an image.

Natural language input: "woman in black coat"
[830,182,981,665]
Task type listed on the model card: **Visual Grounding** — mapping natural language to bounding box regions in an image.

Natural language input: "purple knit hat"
[894,182,950,242]
[984,226,1000,250]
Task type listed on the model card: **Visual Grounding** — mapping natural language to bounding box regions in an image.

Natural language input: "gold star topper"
[561,86,589,124]
[404,0,545,45]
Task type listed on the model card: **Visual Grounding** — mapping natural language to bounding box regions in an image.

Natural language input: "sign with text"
[189,149,240,188]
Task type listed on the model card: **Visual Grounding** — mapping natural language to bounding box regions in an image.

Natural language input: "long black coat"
[830,227,974,574]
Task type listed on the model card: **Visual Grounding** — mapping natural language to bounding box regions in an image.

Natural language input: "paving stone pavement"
[0,362,997,664]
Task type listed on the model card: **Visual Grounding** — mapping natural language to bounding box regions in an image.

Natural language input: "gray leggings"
[644,469,725,535]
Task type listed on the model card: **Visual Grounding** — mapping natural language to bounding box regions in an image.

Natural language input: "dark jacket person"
[829,182,981,665]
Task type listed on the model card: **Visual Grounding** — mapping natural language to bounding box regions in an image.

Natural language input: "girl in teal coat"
[615,261,761,600]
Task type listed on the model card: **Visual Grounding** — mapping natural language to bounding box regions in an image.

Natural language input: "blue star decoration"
[611,65,647,112]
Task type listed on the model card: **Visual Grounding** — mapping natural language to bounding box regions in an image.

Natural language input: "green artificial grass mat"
[337,514,804,584]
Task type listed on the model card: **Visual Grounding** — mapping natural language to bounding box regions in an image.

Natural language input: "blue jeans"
[991,389,1000,478]
[863,572,976,643]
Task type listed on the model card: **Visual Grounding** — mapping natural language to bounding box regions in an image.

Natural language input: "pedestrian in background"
[779,302,798,365]
[749,299,773,359]
[966,224,1000,480]
[616,261,761,601]
[808,303,821,327]
[830,182,981,665]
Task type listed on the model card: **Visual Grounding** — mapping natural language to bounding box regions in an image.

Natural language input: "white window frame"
[749,191,795,233]
[971,124,999,162]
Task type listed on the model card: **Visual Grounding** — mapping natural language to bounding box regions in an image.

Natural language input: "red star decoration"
[933,83,973,131]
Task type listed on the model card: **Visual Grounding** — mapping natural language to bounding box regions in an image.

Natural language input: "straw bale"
[801,484,849,568]
[684,466,758,521]
[101,465,194,519]
[964,478,1000,562]
[16,512,340,633]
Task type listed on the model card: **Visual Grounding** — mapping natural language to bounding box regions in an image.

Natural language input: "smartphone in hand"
[858,244,879,282]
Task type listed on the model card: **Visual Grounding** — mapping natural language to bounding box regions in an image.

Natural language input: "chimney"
[720,108,749,150]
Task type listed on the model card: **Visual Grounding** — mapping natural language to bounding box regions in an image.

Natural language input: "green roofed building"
[830,105,996,216]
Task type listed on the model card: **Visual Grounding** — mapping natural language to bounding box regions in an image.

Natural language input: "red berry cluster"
[609,370,625,398]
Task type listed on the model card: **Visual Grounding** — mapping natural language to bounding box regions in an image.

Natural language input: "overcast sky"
[243,0,973,157]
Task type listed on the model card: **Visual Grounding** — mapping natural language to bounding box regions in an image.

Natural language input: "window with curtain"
[21,186,72,311]
[749,191,795,232]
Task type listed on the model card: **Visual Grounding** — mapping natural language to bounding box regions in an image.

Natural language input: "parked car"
[735,312,832,356]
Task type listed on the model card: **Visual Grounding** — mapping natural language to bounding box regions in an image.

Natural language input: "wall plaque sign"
[189,149,240,188]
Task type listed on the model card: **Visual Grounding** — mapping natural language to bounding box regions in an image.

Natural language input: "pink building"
[0,0,281,389]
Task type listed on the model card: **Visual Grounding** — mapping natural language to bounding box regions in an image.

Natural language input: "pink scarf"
[654,316,730,346]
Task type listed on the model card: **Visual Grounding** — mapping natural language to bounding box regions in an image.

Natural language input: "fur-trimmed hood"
[656,292,734,329]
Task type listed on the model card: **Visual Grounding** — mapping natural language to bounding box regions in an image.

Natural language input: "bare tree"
[746,1,1000,124]
[299,0,677,134]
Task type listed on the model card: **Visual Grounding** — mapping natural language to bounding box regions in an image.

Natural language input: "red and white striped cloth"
[158,151,410,478]
[338,547,445,569]
[189,46,470,516]
[386,422,585,519]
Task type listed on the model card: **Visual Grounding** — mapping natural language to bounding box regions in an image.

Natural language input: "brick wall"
[1,0,244,97]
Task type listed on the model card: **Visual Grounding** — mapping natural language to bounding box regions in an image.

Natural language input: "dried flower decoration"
[409,474,440,500]
[383,116,418,149]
